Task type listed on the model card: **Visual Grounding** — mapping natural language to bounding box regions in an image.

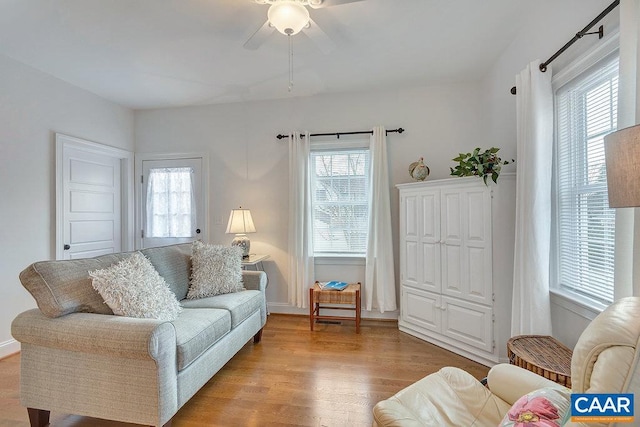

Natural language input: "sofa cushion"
[187,241,244,299]
[140,243,192,300]
[180,290,263,328]
[19,253,132,318]
[89,252,182,321]
[171,308,231,371]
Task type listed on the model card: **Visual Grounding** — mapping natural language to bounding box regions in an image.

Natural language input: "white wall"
[135,82,492,316]
[0,54,134,358]
[480,0,620,348]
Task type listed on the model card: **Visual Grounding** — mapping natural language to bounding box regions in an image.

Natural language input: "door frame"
[55,133,135,260]
[135,152,209,250]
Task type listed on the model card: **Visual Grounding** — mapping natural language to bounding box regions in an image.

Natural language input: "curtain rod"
[510,0,619,95]
[276,127,404,140]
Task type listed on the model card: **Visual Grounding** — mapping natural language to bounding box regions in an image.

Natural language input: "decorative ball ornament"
[409,157,430,181]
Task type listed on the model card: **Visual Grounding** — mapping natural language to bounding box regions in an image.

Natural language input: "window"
[146,167,196,238]
[554,52,618,305]
[310,149,370,255]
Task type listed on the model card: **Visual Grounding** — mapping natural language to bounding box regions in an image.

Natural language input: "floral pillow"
[500,387,571,427]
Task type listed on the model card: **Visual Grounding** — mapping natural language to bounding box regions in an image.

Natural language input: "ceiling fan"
[243,0,365,54]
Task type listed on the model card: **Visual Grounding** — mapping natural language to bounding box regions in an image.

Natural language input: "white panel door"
[141,158,204,249]
[61,147,122,259]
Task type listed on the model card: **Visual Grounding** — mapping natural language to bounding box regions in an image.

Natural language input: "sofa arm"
[12,309,176,361]
[243,270,267,292]
[487,363,569,405]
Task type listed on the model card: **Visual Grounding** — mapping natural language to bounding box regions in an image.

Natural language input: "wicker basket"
[507,335,573,388]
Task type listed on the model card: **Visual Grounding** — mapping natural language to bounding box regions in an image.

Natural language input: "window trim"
[550,31,619,309]
[135,152,209,249]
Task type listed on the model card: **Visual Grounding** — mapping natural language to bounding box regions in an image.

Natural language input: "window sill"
[549,289,606,321]
[314,255,366,266]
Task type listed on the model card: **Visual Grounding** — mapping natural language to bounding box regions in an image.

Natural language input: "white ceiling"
[0,0,537,110]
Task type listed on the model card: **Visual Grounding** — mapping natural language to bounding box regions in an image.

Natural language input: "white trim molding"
[0,339,20,359]
[55,133,135,259]
[134,152,210,250]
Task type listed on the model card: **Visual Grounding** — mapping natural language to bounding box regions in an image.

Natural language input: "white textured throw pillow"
[89,252,182,321]
[187,241,244,299]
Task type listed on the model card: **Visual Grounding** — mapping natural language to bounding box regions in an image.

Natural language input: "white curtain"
[288,131,314,308]
[365,126,397,312]
[146,167,195,238]
[511,61,554,336]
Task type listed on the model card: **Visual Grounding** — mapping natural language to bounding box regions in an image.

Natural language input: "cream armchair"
[373,297,640,427]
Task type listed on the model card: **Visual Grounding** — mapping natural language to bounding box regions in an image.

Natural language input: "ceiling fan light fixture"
[268,1,310,35]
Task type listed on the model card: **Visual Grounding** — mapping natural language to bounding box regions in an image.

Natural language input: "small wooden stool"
[310,281,361,333]
[507,335,573,388]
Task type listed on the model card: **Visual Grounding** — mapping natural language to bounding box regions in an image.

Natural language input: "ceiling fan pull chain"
[288,34,294,92]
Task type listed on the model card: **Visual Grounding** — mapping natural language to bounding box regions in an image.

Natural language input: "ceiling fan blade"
[308,0,366,9]
[243,20,274,50]
[303,19,336,54]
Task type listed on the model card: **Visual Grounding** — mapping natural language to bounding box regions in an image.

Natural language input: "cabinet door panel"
[421,192,439,241]
[404,241,419,285]
[462,187,492,304]
[441,296,493,352]
[404,195,419,239]
[401,287,441,333]
[466,189,489,244]
[401,194,420,287]
[467,246,491,304]
[420,191,440,292]
[421,242,440,292]
[442,244,462,297]
[441,191,461,242]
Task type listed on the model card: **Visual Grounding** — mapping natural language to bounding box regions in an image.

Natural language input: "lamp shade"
[604,124,640,208]
[267,1,310,35]
[226,208,256,234]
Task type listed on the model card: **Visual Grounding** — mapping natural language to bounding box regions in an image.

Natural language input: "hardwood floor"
[0,314,489,427]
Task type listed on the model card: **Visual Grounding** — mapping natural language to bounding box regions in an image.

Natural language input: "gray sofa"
[11,243,267,427]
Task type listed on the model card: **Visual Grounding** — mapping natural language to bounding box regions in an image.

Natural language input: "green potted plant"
[450,147,513,185]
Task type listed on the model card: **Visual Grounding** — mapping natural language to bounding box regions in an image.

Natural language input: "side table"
[241,254,269,271]
[309,281,361,333]
[507,335,573,388]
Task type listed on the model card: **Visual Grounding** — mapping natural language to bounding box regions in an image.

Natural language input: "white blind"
[555,53,618,304]
[310,149,370,255]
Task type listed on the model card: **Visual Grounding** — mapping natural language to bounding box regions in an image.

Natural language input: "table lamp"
[226,207,256,257]
[604,124,640,208]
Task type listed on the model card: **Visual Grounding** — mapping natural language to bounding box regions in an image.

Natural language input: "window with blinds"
[310,149,370,255]
[554,53,618,304]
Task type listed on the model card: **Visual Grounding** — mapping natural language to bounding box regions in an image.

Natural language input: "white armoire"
[397,175,516,366]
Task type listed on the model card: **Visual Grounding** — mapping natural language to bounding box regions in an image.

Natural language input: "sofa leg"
[27,408,50,427]
[253,328,263,343]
